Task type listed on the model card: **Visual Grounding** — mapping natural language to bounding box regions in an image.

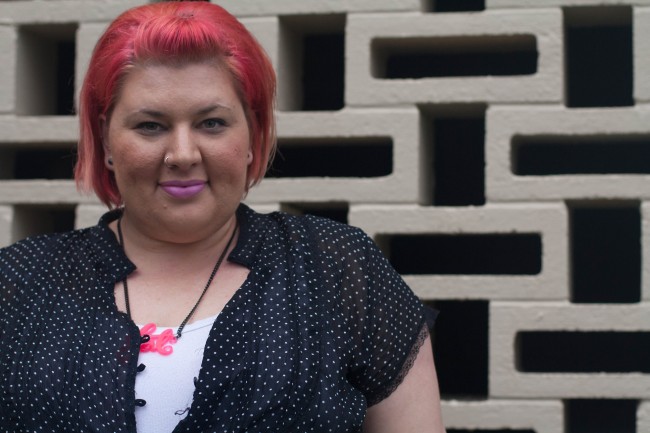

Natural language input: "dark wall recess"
[570,205,640,303]
[281,202,348,224]
[279,15,345,111]
[15,148,76,180]
[514,135,650,175]
[518,331,650,373]
[13,205,76,242]
[425,300,488,399]
[425,0,485,13]
[302,34,345,111]
[566,400,637,433]
[433,116,485,206]
[564,7,633,107]
[267,138,392,178]
[448,430,533,433]
[17,24,77,116]
[383,233,541,275]
[374,35,537,79]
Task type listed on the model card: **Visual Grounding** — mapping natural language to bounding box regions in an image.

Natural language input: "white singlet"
[134,314,218,433]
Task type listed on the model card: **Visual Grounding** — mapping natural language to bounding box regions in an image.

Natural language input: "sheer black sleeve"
[308,219,433,407]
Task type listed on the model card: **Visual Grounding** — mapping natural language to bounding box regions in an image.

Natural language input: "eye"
[201,118,226,130]
[136,122,164,134]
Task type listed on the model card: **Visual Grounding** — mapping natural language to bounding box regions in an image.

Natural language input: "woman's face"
[104,62,252,242]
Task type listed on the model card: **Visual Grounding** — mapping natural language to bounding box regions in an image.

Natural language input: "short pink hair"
[75,1,276,207]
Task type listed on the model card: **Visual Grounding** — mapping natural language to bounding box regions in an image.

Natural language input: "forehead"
[112,61,242,113]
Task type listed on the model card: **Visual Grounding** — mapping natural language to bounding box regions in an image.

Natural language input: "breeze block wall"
[1,0,649,431]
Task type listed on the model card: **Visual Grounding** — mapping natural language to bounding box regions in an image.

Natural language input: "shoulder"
[257,207,374,258]
[0,225,102,282]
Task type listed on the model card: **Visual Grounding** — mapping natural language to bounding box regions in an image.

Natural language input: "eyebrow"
[131,104,233,119]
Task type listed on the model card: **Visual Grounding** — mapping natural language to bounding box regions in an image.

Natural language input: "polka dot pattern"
[0,204,428,432]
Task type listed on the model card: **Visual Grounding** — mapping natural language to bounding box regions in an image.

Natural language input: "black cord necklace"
[116,213,238,339]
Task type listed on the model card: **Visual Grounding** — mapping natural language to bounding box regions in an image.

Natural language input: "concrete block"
[346,9,563,107]
[488,0,650,8]
[642,202,650,302]
[242,203,281,215]
[486,105,650,201]
[247,108,421,204]
[74,204,107,230]
[639,400,650,433]
[0,0,142,25]
[0,205,12,248]
[490,302,650,398]
[348,203,568,300]
[442,400,563,433]
[0,116,78,144]
[635,8,650,102]
[0,181,94,205]
[0,26,16,114]
[213,0,420,17]
[76,23,109,111]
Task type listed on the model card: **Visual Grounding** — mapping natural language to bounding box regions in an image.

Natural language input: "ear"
[247,149,253,165]
[100,115,113,171]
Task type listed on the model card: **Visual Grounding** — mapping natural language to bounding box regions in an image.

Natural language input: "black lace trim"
[367,320,429,407]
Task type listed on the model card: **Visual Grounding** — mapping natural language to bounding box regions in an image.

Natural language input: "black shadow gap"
[513,135,650,175]
[518,332,650,373]
[373,35,537,79]
[267,138,392,178]
[383,234,541,275]
[0,147,76,180]
[566,399,637,433]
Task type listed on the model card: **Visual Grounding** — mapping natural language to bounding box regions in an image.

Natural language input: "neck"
[114,209,238,270]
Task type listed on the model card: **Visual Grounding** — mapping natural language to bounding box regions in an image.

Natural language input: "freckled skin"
[104,62,252,245]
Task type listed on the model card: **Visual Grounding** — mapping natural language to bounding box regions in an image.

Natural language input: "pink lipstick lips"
[160,180,206,199]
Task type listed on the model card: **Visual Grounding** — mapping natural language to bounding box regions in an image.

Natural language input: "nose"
[165,126,201,169]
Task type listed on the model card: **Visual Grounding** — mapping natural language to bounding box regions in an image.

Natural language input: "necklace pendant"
[139,323,177,356]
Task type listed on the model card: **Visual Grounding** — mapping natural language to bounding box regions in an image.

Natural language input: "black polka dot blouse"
[0,204,431,432]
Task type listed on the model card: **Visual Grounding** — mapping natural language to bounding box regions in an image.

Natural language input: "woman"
[0,2,445,432]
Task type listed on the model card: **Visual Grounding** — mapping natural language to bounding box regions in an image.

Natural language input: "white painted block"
[346,9,563,106]
[639,400,650,433]
[442,400,563,433]
[635,8,650,102]
[348,203,568,300]
[0,205,13,248]
[0,181,95,205]
[486,105,650,201]
[0,116,78,144]
[214,0,420,17]
[0,0,142,25]
[491,302,650,398]
[75,204,107,230]
[0,26,16,114]
[489,0,650,8]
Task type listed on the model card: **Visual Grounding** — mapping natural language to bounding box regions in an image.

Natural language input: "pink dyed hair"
[75,1,276,207]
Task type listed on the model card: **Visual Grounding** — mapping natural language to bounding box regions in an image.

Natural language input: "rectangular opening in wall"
[382,233,541,275]
[279,15,345,111]
[267,137,392,178]
[518,331,650,373]
[0,144,76,180]
[423,0,485,13]
[16,24,77,116]
[448,430,534,433]
[425,300,488,399]
[570,204,640,303]
[566,400,637,433]
[422,106,485,206]
[12,205,76,243]
[513,135,650,175]
[373,35,537,79]
[564,6,632,107]
[281,202,348,224]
